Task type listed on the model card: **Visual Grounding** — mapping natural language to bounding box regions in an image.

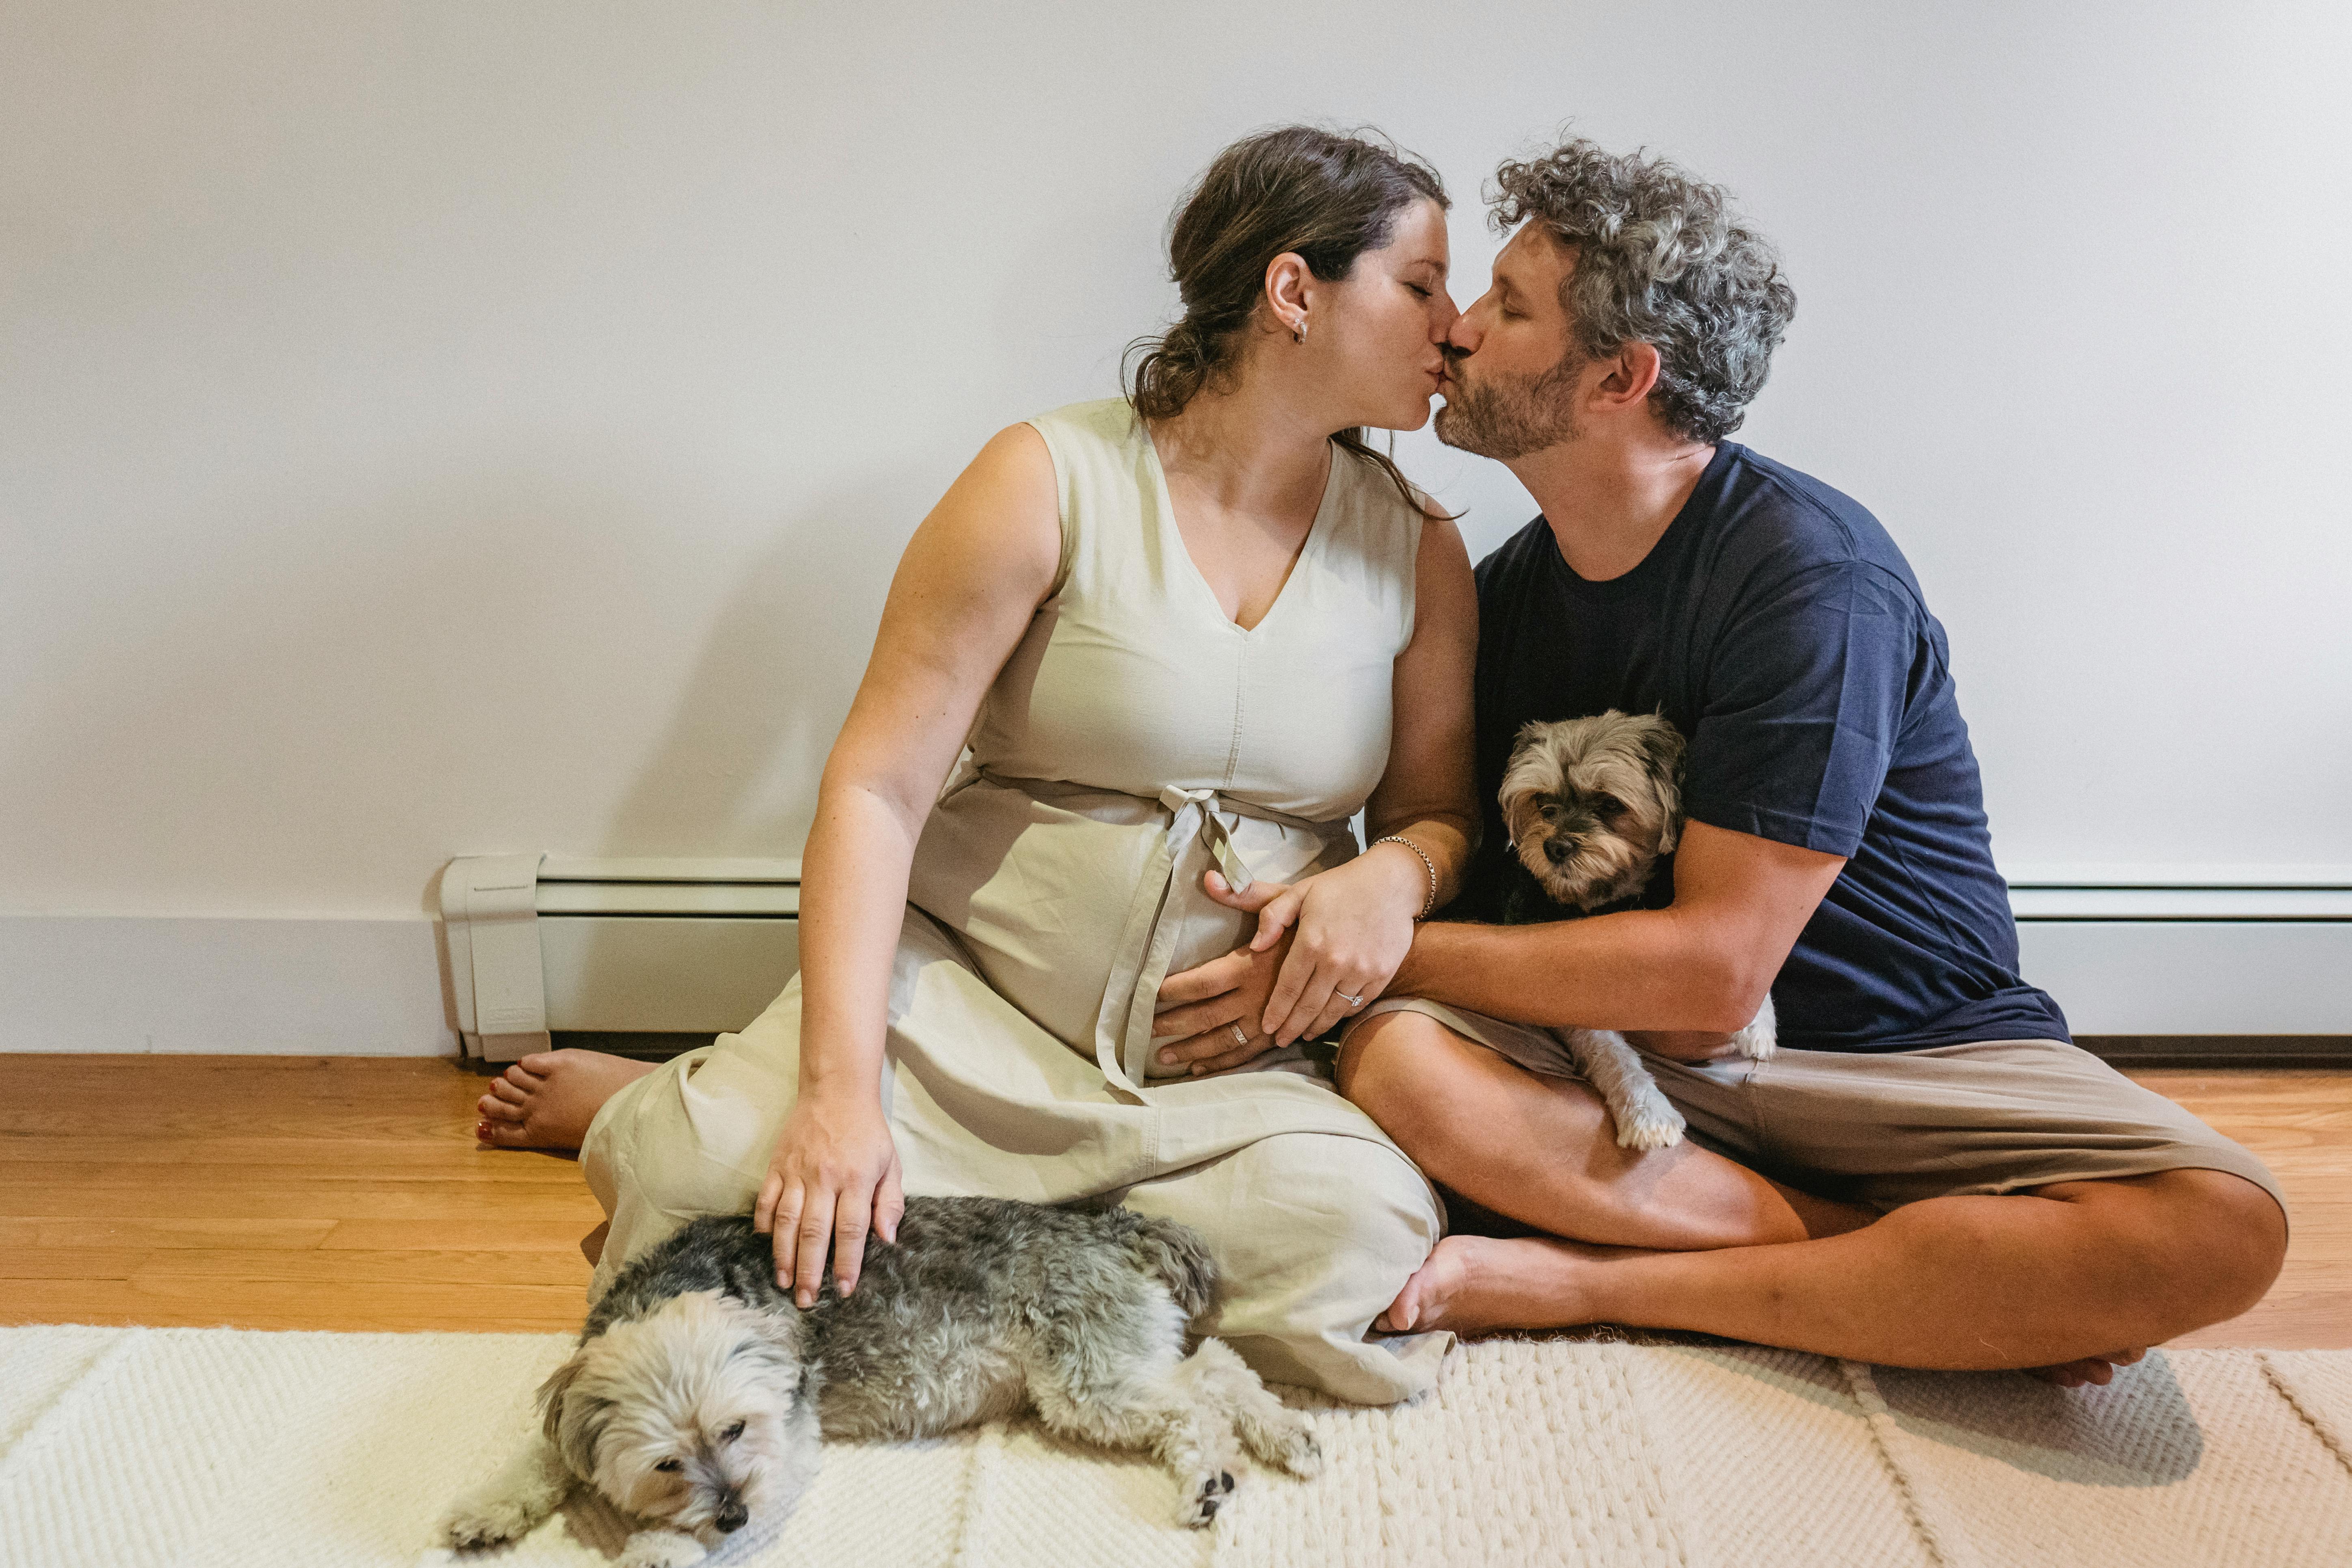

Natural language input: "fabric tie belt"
[968,769,1345,1101]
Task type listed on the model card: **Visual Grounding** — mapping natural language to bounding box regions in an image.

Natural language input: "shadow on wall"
[3,440,924,928]
[555,474,928,1039]
[592,475,914,863]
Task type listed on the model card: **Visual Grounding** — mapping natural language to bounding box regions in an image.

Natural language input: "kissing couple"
[480,125,2285,1402]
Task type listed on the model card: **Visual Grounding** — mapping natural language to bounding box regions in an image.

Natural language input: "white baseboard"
[2016,922,2352,1035]
[0,916,452,1055]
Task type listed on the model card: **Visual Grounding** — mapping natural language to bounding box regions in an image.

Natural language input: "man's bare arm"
[1387,820,1846,1058]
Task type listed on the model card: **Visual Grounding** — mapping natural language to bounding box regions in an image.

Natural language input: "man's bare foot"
[1376,1234,1639,1335]
[2025,1348,2147,1388]
[475,1050,656,1151]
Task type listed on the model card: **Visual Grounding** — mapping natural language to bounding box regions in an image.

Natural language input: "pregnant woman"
[477,126,1479,1403]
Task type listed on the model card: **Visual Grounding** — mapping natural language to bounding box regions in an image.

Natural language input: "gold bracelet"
[1371,835,1438,920]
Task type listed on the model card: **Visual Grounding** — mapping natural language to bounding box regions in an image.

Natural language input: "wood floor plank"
[2169,1289,2352,1350]
[0,1248,584,1288]
[317,1218,604,1254]
[0,1218,337,1251]
[0,1184,601,1221]
[7,1161,585,1190]
[0,1138,583,1177]
[130,1248,590,1288]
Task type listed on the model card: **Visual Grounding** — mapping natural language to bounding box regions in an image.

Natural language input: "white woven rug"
[4,1326,2348,1567]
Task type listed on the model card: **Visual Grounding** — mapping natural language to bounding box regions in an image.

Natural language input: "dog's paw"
[615,1528,708,1568]
[439,1494,542,1551]
[1612,1107,1686,1150]
[1242,1411,1322,1479]
[1271,1427,1322,1480]
[1177,1468,1237,1528]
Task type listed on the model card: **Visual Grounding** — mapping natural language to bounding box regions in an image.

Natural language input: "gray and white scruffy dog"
[1499,709,1776,1150]
[439,1197,1319,1566]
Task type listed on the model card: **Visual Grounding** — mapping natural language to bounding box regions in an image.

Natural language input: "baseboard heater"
[2002,863,2352,1063]
[439,855,2351,1065]
[441,855,801,1063]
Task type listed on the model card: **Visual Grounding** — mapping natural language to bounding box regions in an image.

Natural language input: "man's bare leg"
[475,1050,655,1151]
[1375,1169,2282,1370]
[1338,1011,1873,1251]
[1342,1012,2286,1371]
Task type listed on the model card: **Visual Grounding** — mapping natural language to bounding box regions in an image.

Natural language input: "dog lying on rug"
[1499,709,1776,1150]
[439,1197,1320,1566]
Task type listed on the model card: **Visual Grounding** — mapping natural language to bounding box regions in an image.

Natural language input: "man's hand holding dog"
[755,1090,904,1308]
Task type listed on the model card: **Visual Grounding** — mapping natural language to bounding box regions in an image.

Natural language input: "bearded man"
[1341,140,2284,1382]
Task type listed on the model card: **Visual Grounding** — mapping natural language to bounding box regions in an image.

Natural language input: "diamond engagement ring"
[1337,991,1364,1006]
[1229,1022,1250,1047]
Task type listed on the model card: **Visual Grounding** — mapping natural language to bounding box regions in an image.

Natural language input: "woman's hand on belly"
[1198,854,1422,1047]
[1151,927,1299,1074]
[753,1089,905,1309]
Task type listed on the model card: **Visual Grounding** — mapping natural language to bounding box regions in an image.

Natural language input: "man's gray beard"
[1434,351,1581,460]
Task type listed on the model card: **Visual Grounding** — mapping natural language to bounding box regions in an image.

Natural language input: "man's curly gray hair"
[1492,140,1795,444]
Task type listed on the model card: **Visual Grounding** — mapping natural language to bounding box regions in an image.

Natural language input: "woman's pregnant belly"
[904,776,1348,1060]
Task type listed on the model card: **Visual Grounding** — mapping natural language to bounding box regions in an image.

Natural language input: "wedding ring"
[1338,991,1364,1006]
[1229,1022,1250,1047]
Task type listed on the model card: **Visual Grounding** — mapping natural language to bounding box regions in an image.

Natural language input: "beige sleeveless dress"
[579,399,1451,1404]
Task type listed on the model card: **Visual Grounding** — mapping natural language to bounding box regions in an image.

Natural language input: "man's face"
[1434,225,1585,460]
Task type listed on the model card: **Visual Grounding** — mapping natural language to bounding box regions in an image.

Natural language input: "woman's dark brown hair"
[1126,125,1451,519]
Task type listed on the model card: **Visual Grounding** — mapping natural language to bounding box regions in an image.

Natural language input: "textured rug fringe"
[2261,1351,2352,1480]
[1838,1357,1982,1568]
[947,1421,1007,1567]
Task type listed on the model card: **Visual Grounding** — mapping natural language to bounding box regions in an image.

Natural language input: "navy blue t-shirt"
[1459,442,2069,1053]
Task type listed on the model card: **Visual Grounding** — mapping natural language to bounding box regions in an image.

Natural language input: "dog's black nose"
[1545,836,1577,864]
[715,1499,749,1533]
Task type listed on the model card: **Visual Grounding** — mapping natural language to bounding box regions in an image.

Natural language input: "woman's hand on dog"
[755,1091,904,1308]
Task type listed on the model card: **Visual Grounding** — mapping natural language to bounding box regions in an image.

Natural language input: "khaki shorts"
[1360,999,2288,1222]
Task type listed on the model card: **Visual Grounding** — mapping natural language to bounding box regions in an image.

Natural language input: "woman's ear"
[1263,252,1313,338]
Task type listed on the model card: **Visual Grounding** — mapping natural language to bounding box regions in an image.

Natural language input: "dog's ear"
[537,1348,610,1477]
[1635,717,1687,853]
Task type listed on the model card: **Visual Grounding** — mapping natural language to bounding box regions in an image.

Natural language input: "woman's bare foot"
[475,1050,656,1151]
[1376,1234,1637,1335]
[2025,1348,2147,1388]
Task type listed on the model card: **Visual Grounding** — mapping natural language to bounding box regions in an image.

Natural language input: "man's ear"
[1593,340,1663,414]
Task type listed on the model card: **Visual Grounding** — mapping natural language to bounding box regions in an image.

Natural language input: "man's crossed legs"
[1340,1008,2288,1384]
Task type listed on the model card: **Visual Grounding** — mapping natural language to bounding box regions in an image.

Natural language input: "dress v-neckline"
[1143,428,1339,637]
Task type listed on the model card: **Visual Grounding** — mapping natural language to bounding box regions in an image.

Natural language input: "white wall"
[4,2,2348,1046]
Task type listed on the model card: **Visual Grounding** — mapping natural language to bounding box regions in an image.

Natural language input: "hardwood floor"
[0,1055,2343,1346]
[0,1055,598,1333]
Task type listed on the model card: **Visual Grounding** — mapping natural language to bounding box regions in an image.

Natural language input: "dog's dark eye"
[721,1421,745,1443]
[655,1458,683,1473]
[1590,794,1624,817]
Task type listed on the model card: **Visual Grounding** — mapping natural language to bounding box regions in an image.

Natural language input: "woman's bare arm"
[1360,511,1481,905]
[755,424,1061,1303]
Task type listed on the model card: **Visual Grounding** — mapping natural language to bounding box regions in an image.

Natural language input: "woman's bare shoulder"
[901,423,1062,607]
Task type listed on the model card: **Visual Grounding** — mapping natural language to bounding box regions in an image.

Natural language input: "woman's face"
[1311,198,1457,432]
